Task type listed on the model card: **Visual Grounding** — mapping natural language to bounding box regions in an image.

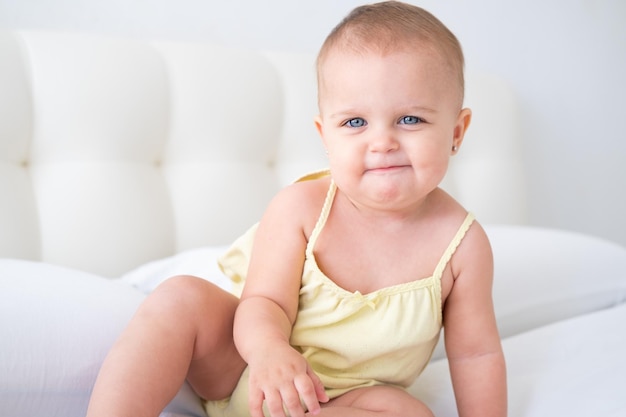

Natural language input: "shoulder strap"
[294,168,331,183]
[305,179,337,256]
[433,212,475,278]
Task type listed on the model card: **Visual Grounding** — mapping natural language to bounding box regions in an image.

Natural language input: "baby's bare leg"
[312,385,434,417]
[86,276,245,417]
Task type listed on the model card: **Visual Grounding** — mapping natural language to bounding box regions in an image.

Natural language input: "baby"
[87,2,507,417]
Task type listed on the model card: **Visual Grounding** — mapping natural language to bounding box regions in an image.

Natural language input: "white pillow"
[485,225,626,337]
[0,259,207,417]
[0,259,145,416]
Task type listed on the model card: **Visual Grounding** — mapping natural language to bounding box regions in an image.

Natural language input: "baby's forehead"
[317,46,464,109]
[320,36,453,74]
[319,45,451,83]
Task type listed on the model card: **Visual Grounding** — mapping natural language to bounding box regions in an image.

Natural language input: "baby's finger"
[248,386,267,417]
[293,374,322,415]
[280,384,307,417]
[307,367,329,404]
[264,389,288,417]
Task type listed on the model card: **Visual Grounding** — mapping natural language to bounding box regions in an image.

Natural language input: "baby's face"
[315,47,469,213]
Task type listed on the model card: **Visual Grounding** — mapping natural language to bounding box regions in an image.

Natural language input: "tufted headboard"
[0,30,527,277]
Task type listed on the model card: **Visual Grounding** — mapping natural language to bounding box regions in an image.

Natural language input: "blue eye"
[399,116,422,125]
[345,118,367,128]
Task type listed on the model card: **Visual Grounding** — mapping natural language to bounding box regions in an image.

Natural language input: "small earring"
[452,145,458,152]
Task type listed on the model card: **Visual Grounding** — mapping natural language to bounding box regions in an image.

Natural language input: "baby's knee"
[378,388,434,417]
[146,275,237,320]
[152,275,206,305]
[335,385,434,417]
[157,274,215,296]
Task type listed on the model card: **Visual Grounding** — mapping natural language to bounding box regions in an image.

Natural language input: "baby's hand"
[247,343,329,417]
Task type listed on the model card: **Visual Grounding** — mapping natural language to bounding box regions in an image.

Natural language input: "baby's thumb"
[307,366,329,403]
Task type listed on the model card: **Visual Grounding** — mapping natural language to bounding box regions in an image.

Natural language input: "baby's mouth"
[366,164,410,174]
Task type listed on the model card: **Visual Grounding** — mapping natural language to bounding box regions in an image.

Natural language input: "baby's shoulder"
[280,175,331,203]
[264,176,331,224]
[448,212,492,274]
[429,188,490,256]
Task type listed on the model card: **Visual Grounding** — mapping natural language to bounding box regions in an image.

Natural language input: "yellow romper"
[205,174,475,417]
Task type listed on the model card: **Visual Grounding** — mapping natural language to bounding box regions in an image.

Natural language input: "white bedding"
[0,260,146,417]
[2,231,626,417]
[412,302,626,416]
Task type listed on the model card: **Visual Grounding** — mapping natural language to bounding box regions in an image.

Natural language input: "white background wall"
[1,0,625,247]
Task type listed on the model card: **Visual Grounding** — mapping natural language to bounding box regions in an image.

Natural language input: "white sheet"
[411,302,626,416]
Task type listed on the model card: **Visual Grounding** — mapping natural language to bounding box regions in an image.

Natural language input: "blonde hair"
[317,1,465,104]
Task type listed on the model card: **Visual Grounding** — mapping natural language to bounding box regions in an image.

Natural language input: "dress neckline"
[303,178,475,297]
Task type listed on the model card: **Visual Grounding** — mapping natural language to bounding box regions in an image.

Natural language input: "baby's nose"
[368,129,399,152]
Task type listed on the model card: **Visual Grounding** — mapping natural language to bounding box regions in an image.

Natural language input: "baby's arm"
[233,183,329,417]
[443,222,507,417]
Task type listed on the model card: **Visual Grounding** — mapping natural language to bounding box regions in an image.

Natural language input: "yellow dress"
[205,172,475,417]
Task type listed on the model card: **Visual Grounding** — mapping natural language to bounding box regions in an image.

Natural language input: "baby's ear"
[452,108,472,151]
[314,115,327,146]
